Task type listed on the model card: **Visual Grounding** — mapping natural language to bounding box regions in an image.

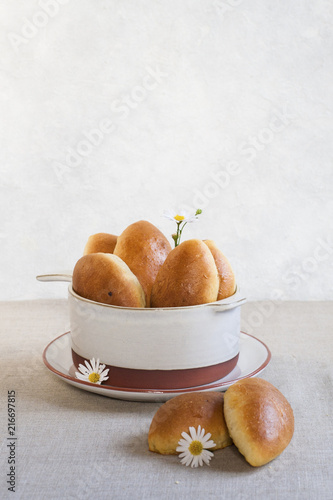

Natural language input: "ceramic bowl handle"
[36,272,72,283]
[209,296,247,312]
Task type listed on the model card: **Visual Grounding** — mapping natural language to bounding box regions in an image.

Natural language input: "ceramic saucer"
[43,332,271,402]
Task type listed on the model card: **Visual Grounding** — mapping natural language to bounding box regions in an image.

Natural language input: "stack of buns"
[148,378,294,467]
[72,219,236,308]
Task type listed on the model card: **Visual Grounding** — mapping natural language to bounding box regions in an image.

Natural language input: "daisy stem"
[175,222,181,247]
[178,222,187,245]
[174,221,188,247]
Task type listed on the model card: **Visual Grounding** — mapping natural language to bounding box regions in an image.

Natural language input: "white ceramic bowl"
[68,285,246,390]
[37,274,246,390]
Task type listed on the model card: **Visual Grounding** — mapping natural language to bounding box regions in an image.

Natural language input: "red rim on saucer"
[43,331,271,396]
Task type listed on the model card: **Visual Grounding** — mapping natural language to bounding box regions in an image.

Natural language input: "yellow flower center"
[174,215,185,222]
[88,372,100,383]
[189,440,203,456]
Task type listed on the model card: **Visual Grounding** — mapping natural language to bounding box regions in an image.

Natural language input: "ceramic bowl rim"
[68,284,244,311]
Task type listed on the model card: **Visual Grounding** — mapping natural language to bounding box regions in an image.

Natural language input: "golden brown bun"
[224,378,294,467]
[83,233,118,255]
[204,240,236,300]
[150,239,219,307]
[148,392,232,455]
[113,220,171,306]
[72,253,146,307]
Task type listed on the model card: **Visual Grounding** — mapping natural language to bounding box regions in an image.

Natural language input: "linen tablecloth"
[1,299,332,499]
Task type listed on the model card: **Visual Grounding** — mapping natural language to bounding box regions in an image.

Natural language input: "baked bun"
[113,220,171,306]
[83,233,118,255]
[224,378,294,467]
[204,240,236,300]
[72,253,145,307]
[150,239,219,307]
[148,392,232,455]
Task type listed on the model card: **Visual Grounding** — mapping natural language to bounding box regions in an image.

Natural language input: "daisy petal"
[202,450,213,463]
[184,455,194,467]
[98,363,106,373]
[78,363,89,374]
[180,432,192,443]
[178,438,190,447]
[189,427,197,441]
[203,440,216,449]
[84,360,92,371]
[201,431,212,443]
[198,425,205,439]
[162,210,176,221]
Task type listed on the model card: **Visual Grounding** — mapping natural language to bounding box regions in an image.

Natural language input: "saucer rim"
[43,331,271,395]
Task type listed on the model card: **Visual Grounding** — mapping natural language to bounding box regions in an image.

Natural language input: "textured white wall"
[1,0,332,301]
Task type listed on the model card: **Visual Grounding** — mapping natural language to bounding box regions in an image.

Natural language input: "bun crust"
[83,233,118,255]
[72,253,146,307]
[150,239,219,307]
[148,392,232,455]
[224,378,294,466]
[204,240,236,300]
[113,220,171,306]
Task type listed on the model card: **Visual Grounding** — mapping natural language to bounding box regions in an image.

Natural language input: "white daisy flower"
[163,209,202,247]
[176,425,216,468]
[163,209,200,224]
[75,358,109,384]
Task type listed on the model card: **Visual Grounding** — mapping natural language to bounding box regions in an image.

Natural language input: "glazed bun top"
[83,232,118,255]
[113,220,172,306]
[203,240,236,300]
[223,378,294,467]
[148,392,232,455]
[150,239,219,308]
[72,253,146,308]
